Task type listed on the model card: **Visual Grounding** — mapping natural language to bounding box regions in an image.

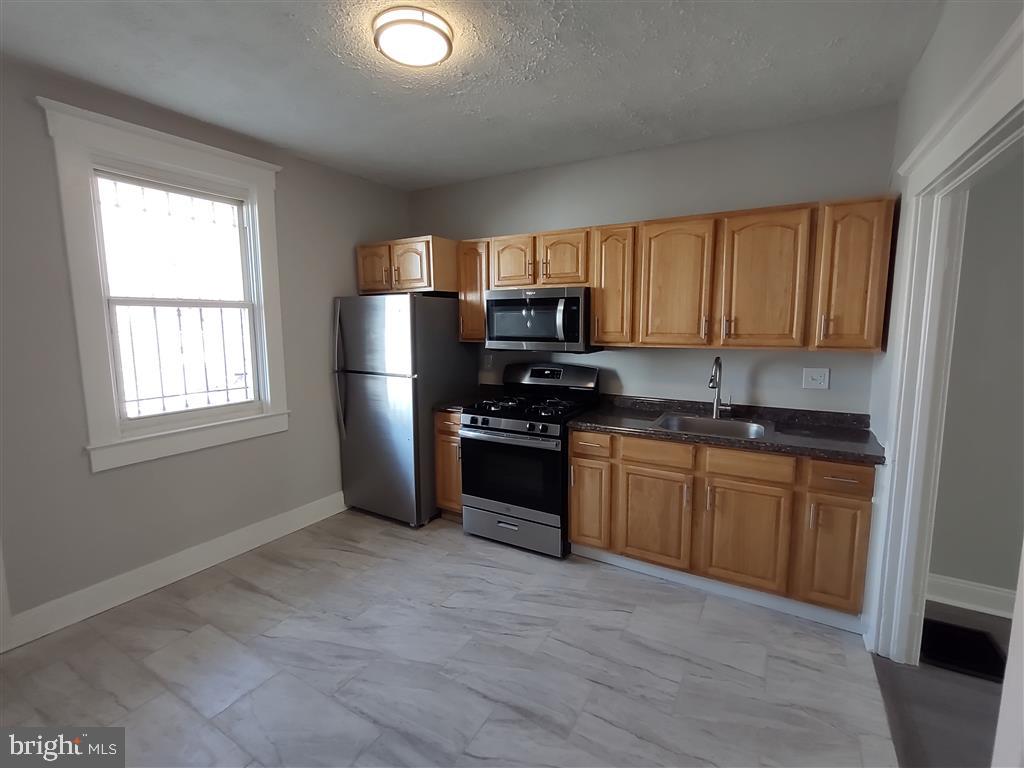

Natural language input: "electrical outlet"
[802,367,830,390]
[483,353,495,370]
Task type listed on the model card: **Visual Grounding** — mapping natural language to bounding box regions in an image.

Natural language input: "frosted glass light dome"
[372,7,453,67]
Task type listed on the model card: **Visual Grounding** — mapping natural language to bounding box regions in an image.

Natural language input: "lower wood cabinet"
[434,412,462,516]
[615,464,693,571]
[567,430,876,614]
[699,476,791,595]
[569,457,612,549]
[791,491,872,612]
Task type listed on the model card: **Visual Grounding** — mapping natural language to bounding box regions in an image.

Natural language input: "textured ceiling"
[0,0,941,190]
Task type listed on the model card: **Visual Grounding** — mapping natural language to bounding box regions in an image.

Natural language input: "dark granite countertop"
[570,397,885,465]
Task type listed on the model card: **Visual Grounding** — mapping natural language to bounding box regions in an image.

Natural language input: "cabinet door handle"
[683,483,690,511]
[382,266,388,284]
[459,316,464,336]
[819,314,829,340]
[570,465,575,486]
[527,259,533,279]
[394,265,400,282]
[705,485,713,512]
[809,503,817,530]
[543,258,549,278]
[823,475,859,484]
[700,314,708,340]
[457,444,461,462]
[722,317,732,338]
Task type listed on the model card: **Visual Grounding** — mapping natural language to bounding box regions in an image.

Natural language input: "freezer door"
[339,371,418,525]
[335,295,413,376]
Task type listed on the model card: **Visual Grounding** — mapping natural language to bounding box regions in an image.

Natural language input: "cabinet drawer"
[435,410,462,435]
[619,436,694,470]
[571,431,612,458]
[704,447,796,485]
[807,460,874,498]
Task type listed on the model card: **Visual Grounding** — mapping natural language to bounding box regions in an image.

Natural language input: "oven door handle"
[555,298,566,341]
[458,428,562,451]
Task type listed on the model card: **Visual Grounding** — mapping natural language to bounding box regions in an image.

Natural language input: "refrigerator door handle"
[332,298,345,372]
[334,371,347,439]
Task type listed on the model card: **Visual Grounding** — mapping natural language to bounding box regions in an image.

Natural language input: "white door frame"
[871,17,1023,663]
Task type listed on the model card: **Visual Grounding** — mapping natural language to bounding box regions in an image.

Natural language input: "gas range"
[458,362,599,558]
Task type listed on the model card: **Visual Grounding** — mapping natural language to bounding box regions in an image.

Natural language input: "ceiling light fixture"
[372,7,453,68]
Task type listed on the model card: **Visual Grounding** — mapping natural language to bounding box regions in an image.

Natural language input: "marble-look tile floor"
[1,510,897,767]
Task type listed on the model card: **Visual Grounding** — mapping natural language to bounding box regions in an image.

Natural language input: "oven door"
[458,427,566,526]
[485,289,587,352]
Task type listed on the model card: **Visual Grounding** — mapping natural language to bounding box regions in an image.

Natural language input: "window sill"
[86,410,289,472]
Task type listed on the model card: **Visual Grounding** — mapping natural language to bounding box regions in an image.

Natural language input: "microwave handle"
[555,298,566,342]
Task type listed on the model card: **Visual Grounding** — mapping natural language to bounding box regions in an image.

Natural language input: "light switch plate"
[802,367,830,390]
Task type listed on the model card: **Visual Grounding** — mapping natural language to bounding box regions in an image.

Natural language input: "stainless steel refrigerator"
[332,294,477,526]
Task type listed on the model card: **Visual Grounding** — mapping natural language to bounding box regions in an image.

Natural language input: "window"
[43,99,288,471]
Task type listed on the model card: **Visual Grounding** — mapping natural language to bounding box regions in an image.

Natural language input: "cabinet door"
[792,492,871,613]
[700,477,791,594]
[538,229,588,285]
[434,433,462,513]
[569,457,612,549]
[591,226,635,344]
[812,199,894,350]
[720,208,811,346]
[356,244,392,293]
[614,464,693,570]
[490,235,535,287]
[638,218,715,345]
[457,240,488,341]
[392,239,432,291]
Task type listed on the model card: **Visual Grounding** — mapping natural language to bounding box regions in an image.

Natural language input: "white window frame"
[41,98,289,472]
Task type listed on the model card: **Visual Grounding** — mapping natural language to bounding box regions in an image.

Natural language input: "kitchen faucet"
[708,356,731,419]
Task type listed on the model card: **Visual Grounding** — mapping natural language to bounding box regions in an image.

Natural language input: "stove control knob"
[480,417,489,426]
[526,423,536,432]
[538,424,548,433]
[469,416,479,425]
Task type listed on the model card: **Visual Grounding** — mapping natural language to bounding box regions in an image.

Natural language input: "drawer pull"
[577,441,603,448]
[496,521,519,531]
[823,475,860,484]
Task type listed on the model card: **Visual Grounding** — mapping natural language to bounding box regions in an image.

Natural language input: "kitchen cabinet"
[537,229,588,285]
[615,463,693,570]
[490,235,535,287]
[791,491,871,613]
[569,457,612,549]
[810,199,895,350]
[591,226,635,344]
[355,236,457,294]
[637,217,716,346]
[699,476,792,594]
[567,431,876,613]
[457,240,488,341]
[719,207,812,347]
[434,411,462,517]
[356,244,392,293]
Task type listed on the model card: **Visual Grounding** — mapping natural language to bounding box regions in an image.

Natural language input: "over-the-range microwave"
[484,286,591,353]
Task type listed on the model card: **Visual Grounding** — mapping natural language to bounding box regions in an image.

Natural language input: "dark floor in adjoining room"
[873,601,1011,768]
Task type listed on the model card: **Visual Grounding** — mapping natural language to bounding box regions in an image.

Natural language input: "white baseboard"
[572,545,866,635]
[927,573,1015,618]
[0,491,346,653]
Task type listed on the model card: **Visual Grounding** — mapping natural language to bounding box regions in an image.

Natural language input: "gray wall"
[411,106,897,413]
[0,59,410,612]
[929,153,1024,591]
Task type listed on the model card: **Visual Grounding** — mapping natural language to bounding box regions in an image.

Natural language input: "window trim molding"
[40,98,289,472]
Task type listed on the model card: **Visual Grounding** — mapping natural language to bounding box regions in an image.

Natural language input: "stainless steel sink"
[653,412,766,439]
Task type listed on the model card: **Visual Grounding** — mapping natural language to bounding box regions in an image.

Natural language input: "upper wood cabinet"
[355,236,457,294]
[699,476,792,594]
[791,491,871,613]
[392,239,431,291]
[591,226,635,344]
[637,217,716,346]
[569,456,612,549]
[719,207,811,347]
[490,235,535,287]
[615,463,693,571]
[356,244,392,293]
[811,199,895,350]
[538,229,588,285]
[457,240,488,341]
